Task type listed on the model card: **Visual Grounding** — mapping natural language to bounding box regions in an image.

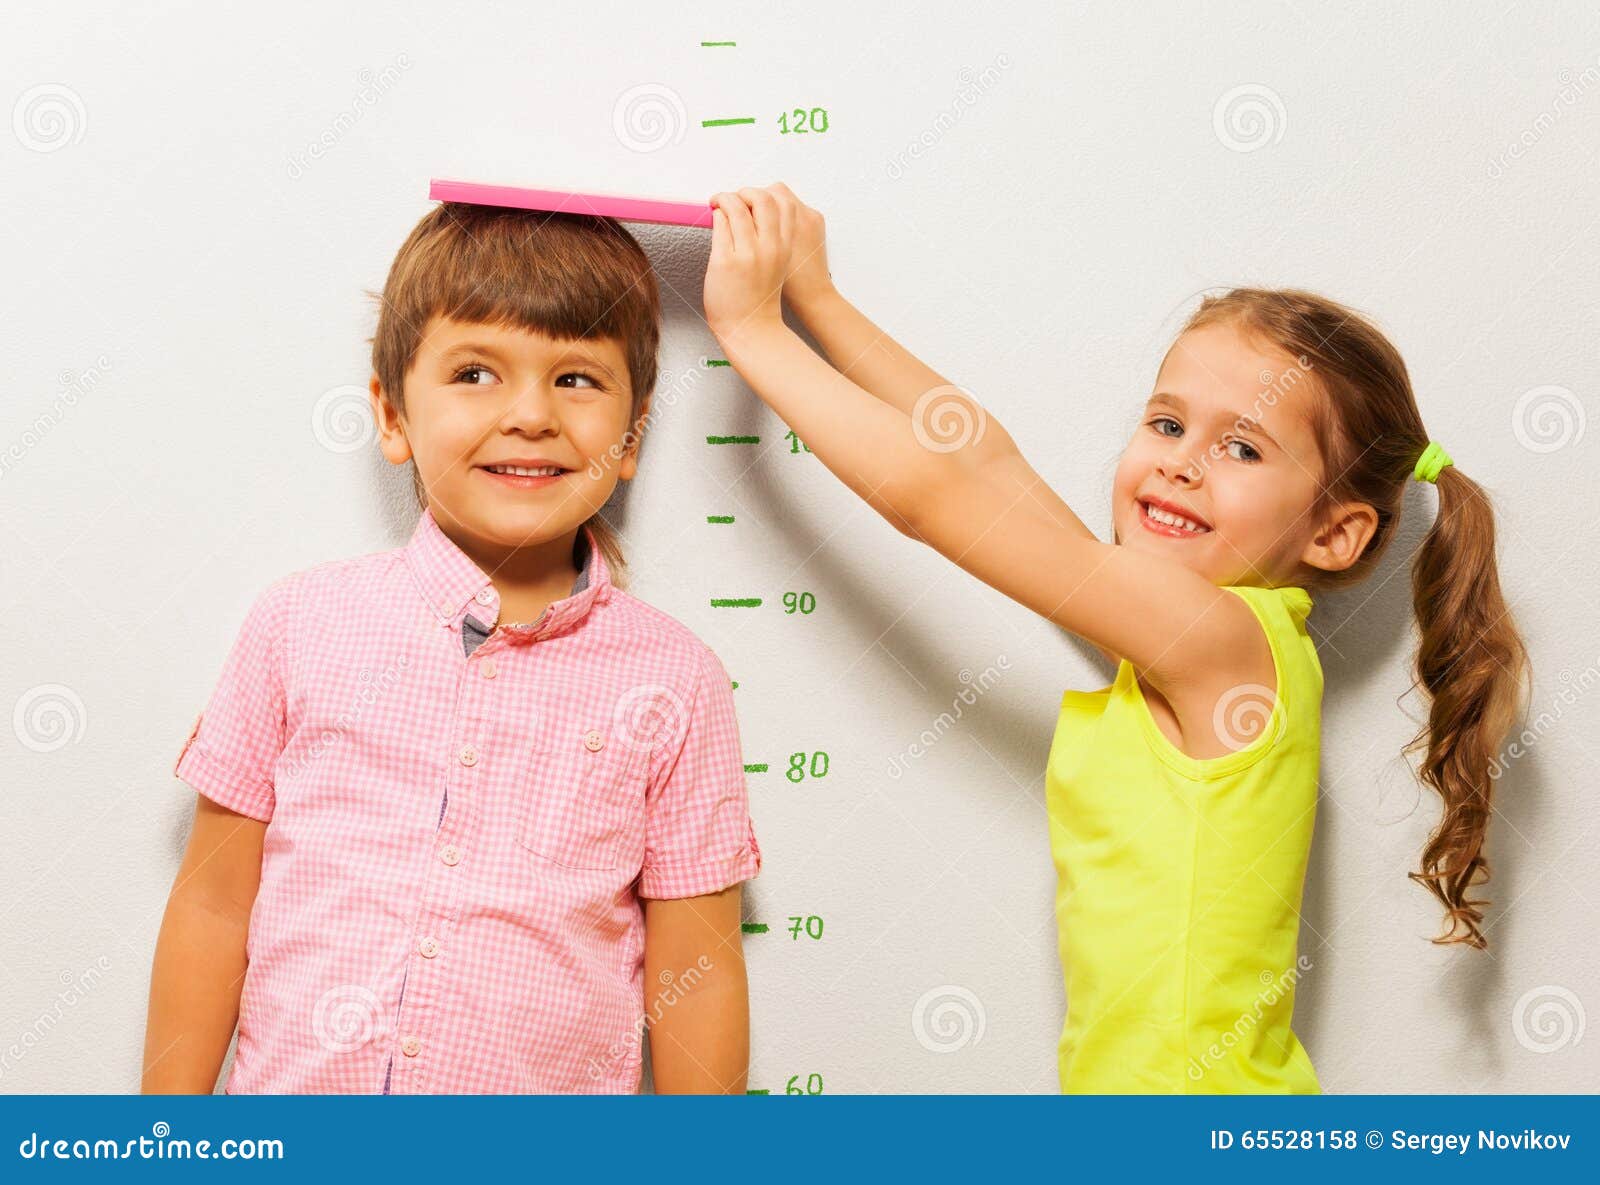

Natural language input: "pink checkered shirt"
[172,507,761,1093]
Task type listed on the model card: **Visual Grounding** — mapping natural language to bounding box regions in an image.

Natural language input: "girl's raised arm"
[705,188,1269,714]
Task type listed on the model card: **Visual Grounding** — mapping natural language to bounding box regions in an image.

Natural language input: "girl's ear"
[369,376,411,465]
[1302,497,1378,574]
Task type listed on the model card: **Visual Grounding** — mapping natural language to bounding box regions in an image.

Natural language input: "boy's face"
[1110,321,1343,587]
[371,314,647,557]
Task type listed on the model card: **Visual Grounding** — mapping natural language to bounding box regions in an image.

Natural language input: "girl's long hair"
[1183,289,1530,949]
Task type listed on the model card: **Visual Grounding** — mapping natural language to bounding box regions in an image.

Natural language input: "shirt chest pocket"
[518,726,646,871]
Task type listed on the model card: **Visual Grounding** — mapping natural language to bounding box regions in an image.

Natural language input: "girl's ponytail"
[1406,464,1530,949]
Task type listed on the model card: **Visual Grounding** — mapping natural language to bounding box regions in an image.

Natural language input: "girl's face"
[372,313,646,559]
[1111,321,1332,587]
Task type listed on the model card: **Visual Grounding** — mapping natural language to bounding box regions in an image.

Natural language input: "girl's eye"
[555,371,601,389]
[1226,438,1262,463]
[453,364,495,385]
[1149,416,1182,437]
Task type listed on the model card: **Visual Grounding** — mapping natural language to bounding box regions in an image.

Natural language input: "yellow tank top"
[1045,583,1321,1093]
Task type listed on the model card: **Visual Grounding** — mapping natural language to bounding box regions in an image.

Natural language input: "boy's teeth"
[489,465,563,477]
[1144,502,1208,533]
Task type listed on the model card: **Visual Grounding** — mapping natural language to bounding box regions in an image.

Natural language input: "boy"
[143,203,761,1094]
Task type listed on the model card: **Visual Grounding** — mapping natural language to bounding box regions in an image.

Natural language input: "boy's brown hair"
[365,201,661,583]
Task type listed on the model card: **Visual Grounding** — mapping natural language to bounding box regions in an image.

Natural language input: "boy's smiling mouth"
[477,458,573,489]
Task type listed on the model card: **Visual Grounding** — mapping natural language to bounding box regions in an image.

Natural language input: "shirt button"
[440,845,462,866]
[418,936,439,958]
[474,588,494,605]
[401,1036,422,1057]
[459,745,478,767]
[584,729,604,752]
[436,600,454,617]
[479,659,497,679]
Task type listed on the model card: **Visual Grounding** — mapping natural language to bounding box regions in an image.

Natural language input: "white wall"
[2,0,1596,1093]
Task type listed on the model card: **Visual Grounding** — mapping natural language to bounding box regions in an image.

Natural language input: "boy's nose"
[500,386,561,432]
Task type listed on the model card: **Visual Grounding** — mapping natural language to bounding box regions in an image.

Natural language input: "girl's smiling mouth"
[1138,496,1213,538]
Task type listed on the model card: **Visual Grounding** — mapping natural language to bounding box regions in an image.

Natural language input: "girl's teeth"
[491,465,562,477]
[1144,503,1207,533]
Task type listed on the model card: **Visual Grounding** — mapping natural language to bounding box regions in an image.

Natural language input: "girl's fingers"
[740,186,790,268]
[714,191,755,255]
[709,204,730,260]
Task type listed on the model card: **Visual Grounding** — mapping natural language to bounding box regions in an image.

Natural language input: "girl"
[701,183,1529,1093]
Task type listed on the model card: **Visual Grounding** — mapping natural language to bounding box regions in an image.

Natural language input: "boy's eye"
[453,364,495,385]
[1226,438,1262,462]
[555,371,600,389]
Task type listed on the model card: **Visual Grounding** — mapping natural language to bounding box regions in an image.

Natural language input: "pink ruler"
[428,178,714,228]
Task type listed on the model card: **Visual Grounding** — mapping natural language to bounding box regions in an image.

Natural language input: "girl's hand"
[763,182,834,309]
[705,188,790,344]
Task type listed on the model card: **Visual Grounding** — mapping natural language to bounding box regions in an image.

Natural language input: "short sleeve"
[638,643,762,899]
[172,577,294,822]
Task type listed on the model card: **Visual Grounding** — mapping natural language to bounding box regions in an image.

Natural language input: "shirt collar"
[403,505,612,640]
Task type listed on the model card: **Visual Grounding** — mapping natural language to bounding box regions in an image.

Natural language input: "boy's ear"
[369,376,411,465]
[1301,497,1378,574]
[618,394,652,481]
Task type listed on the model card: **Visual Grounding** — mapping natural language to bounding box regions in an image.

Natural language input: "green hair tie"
[1413,440,1453,483]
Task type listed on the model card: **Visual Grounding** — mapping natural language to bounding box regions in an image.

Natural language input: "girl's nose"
[1158,445,1205,486]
